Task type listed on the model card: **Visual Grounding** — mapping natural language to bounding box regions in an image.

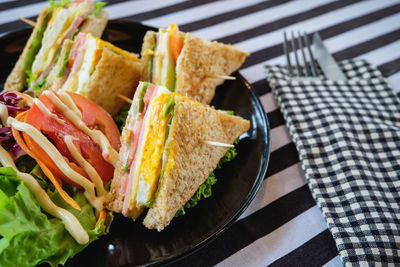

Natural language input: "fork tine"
[303,32,318,77]
[291,31,302,76]
[283,32,293,77]
[297,31,311,77]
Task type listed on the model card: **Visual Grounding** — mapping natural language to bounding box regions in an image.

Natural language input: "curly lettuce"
[113,104,130,132]
[0,167,112,267]
[176,140,239,216]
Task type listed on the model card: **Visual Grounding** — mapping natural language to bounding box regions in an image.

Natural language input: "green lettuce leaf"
[24,11,52,88]
[49,0,71,9]
[113,104,130,132]
[92,1,107,16]
[57,44,72,78]
[0,167,112,267]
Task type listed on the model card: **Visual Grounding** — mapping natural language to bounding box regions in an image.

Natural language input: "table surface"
[1,1,399,266]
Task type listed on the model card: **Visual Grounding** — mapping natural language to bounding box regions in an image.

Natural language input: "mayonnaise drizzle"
[44,91,119,167]
[56,91,82,118]
[64,135,106,198]
[33,98,65,125]
[0,145,89,245]
[0,103,8,126]
[7,117,99,209]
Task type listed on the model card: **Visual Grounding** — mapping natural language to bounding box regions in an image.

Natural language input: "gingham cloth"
[265,59,400,266]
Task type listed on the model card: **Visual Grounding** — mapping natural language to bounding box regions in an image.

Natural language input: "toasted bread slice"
[140,31,157,83]
[175,33,249,104]
[79,47,142,116]
[4,7,50,92]
[143,95,250,231]
[140,30,249,104]
[45,43,142,116]
[79,9,108,38]
[4,7,108,92]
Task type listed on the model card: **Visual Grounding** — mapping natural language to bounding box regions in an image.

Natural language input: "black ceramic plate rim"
[0,20,271,266]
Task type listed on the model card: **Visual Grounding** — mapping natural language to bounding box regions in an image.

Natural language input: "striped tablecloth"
[1,1,399,266]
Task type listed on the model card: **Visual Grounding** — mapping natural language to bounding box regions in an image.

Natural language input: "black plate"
[0,21,270,266]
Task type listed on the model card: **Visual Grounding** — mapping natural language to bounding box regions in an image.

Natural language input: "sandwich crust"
[79,9,108,38]
[175,33,249,104]
[81,47,142,116]
[4,7,50,92]
[140,31,157,82]
[143,95,250,231]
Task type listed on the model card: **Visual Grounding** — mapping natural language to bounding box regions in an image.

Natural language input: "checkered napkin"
[265,59,400,266]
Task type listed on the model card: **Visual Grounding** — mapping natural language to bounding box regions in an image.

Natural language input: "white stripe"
[142,0,263,28]
[387,72,400,92]
[218,206,328,267]
[323,255,343,267]
[260,92,279,113]
[191,0,331,40]
[240,13,400,84]
[239,163,306,220]
[106,0,186,20]
[0,1,47,24]
[270,125,291,152]
[234,0,398,53]
[355,40,400,68]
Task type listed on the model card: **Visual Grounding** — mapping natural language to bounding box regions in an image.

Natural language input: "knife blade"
[313,33,347,81]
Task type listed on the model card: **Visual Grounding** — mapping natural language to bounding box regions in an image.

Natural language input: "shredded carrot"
[14,91,34,105]
[12,112,81,210]
[95,209,106,227]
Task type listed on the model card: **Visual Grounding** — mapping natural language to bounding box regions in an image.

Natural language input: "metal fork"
[283,31,319,80]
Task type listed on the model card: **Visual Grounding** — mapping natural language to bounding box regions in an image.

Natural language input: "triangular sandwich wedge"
[5,0,108,92]
[43,33,142,115]
[104,82,250,231]
[141,24,249,104]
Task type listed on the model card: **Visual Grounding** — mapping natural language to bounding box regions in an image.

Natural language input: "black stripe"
[0,0,135,34]
[120,0,215,22]
[269,229,338,267]
[218,0,360,44]
[240,2,400,69]
[334,29,400,61]
[180,0,290,32]
[252,79,272,95]
[267,108,285,129]
[378,58,400,77]
[265,142,299,179]
[0,16,38,34]
[168,185,316,267]
[0,0,43,11]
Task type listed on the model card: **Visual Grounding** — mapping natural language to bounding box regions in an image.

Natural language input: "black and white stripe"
[1,1,399,266]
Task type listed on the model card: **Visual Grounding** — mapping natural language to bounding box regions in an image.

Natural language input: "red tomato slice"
[24,92,121,187]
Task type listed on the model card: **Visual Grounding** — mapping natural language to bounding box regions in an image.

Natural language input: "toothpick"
[20,17,36,27]
[203,140,234,148]
[118,94,132,104]
[208,74,236,80]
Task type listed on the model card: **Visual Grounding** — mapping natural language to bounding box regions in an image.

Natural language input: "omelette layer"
[121,85,173,218]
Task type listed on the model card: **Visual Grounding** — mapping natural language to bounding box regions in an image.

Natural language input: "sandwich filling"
[119,83,175,218]
[24,0,106,91]
[146,24,185,92]
[60,33,140,94]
